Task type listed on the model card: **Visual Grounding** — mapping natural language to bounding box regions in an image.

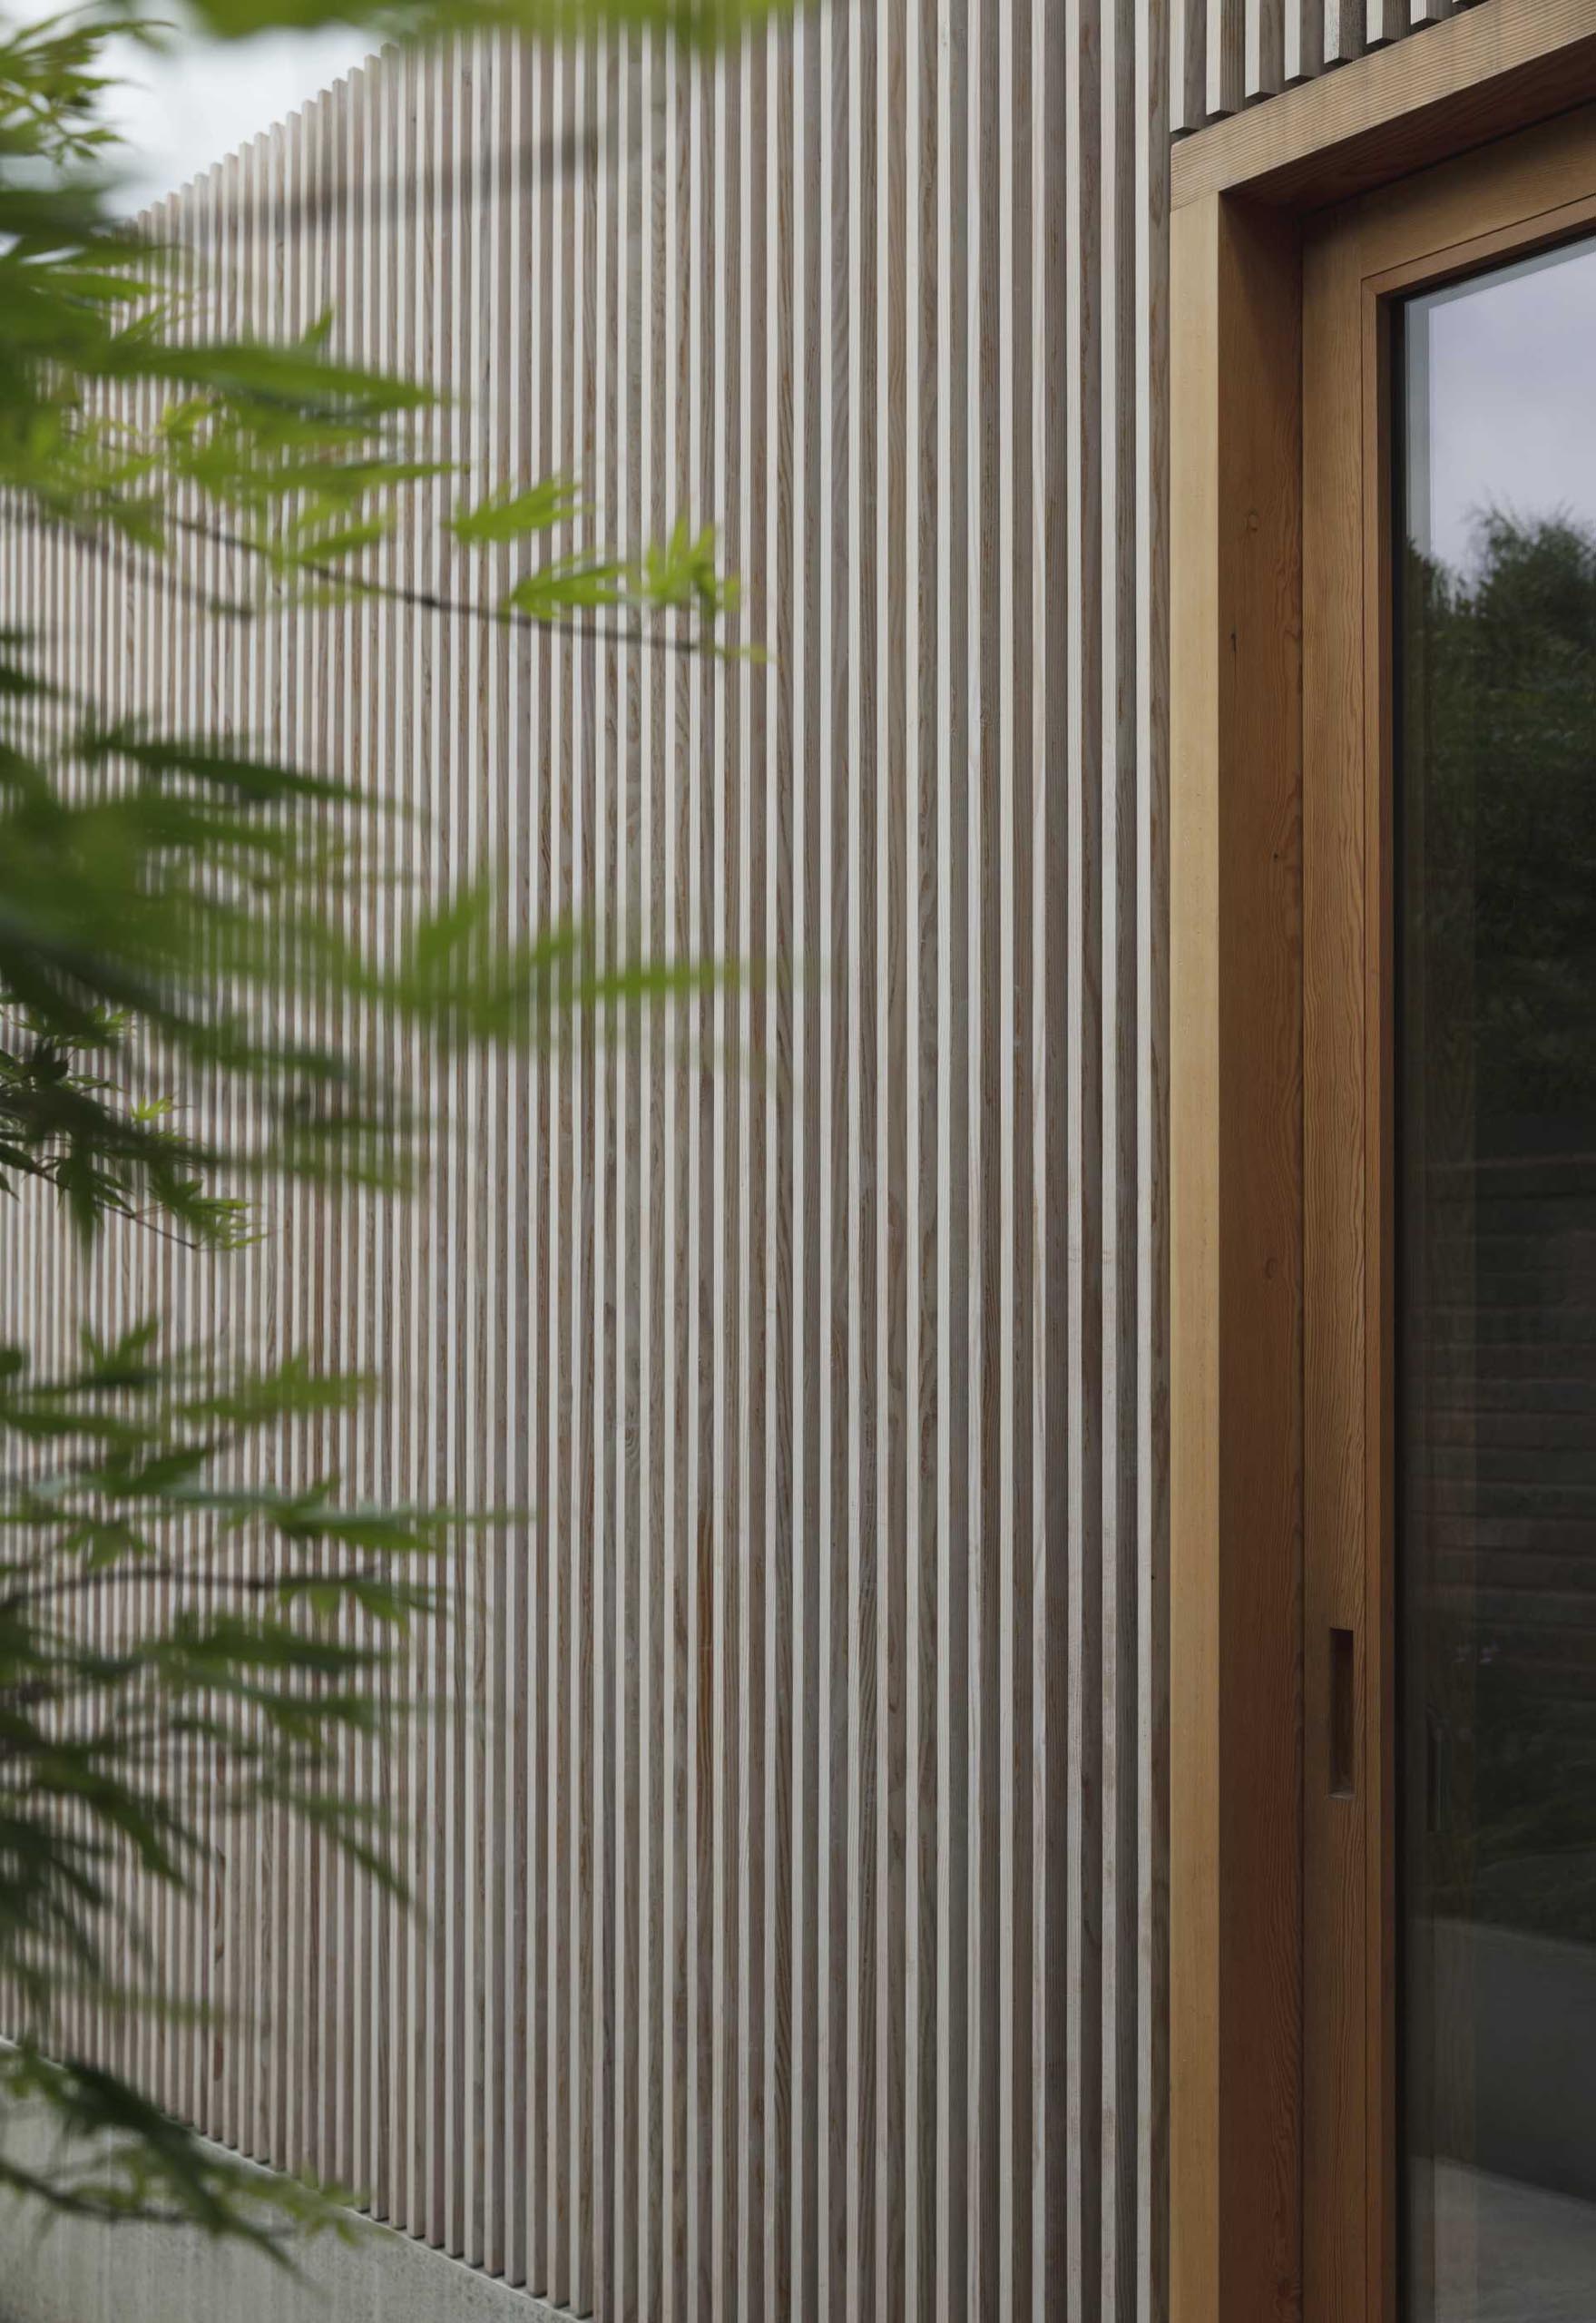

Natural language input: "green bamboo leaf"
[450,471,587,545]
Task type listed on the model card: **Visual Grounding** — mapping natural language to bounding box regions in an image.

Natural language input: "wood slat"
[0,0,1465,2308]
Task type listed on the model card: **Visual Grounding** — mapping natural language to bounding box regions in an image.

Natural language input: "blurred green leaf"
[450,469,586,544]
[0,0,757,2251]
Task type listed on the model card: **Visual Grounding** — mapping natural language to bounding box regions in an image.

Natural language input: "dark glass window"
[1398,229,1596,2320]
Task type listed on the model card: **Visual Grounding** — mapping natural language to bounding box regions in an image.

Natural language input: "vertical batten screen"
[1170,0,1482,128]
[0,0,1456,2312]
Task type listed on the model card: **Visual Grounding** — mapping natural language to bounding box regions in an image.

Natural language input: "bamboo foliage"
[6,0,1461,2310]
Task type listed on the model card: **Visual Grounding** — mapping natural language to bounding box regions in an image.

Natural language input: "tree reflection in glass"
[1399,231,1596,2323]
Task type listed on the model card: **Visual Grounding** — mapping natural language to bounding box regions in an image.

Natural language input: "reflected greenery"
[1405,509,1596,1948]
[1408,509,1596,1127]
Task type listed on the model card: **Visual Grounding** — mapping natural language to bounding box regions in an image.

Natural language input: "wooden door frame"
[1304,118,1596,2323]
[1170,15,1596,2322]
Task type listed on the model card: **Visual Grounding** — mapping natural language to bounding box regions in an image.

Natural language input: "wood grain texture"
[1173,0,1596,201]
[1302,193,1375,2323]
[1169,194,1223,2323]
[0,0,1472,2312]
[1170,190,1304,2323]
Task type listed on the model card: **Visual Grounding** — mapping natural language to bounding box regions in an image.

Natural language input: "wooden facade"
[1171,24,1596,2322]
[0,0,1478,2314]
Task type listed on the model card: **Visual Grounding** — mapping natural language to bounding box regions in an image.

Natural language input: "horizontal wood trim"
[1172,0,1596,212]
[1350,94,1596,270]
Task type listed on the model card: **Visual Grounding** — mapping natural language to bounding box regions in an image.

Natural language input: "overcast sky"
[1412,230,1596,576]
[113,25,377,210]
[17,0,375,211]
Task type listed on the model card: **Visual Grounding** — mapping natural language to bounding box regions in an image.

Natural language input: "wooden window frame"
[1171,15,1596,2323]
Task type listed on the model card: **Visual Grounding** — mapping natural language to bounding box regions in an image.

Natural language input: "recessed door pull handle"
[1330,1627,1356,1799]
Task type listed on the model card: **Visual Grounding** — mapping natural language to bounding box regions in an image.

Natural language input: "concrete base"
[0,2109,563,2323]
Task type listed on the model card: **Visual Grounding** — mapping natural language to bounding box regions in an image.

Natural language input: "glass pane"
[1398,230,1596,2323]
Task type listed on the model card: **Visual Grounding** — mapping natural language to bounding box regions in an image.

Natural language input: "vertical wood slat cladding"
[0,0,1453,2314]
[1170,0,1477,127]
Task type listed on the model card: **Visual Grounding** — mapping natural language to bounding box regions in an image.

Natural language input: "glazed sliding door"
[1395,228,1596,2323]
[1304,107,1596,2323]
